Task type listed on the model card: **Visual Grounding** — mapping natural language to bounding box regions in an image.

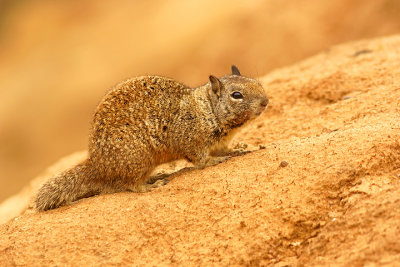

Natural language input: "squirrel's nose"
[260,97,269,108]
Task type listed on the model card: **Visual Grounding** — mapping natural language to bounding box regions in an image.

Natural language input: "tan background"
[1,0,400,202]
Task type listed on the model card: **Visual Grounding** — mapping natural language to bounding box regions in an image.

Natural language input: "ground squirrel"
[35,66,268,211]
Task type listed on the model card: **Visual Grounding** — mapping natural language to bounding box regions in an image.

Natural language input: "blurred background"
[1,0,400,202]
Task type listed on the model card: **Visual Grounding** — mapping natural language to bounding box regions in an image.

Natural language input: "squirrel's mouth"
[255,109,264,116]
[255,97,269,116]
[255,103,268,116]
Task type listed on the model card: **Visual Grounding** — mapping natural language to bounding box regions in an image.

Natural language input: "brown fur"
[35,66,268,211]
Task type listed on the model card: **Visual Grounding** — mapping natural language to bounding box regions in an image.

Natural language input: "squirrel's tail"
[35,159,100,211]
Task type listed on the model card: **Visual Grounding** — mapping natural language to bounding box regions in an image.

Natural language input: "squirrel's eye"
[231,91,243,99]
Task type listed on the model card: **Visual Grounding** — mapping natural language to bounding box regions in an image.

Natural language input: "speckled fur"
[35,66,268,211]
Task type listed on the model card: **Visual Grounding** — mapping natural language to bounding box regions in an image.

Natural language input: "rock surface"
[1,35,400,266]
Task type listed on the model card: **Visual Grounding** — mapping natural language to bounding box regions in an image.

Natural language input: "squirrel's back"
[88,76,194,176]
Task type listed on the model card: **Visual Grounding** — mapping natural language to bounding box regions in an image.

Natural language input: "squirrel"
[35,65,269,211]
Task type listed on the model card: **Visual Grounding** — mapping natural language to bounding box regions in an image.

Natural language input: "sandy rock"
[1,35,400,266]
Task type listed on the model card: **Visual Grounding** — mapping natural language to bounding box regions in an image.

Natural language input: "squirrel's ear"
[209,75,222,97]
[231,65,241,76]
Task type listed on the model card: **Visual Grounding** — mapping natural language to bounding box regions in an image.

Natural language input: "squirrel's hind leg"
[126,179,166,193]
[115,167,167,193]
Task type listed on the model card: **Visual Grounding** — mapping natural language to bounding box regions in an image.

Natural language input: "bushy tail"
[35,159,99,211]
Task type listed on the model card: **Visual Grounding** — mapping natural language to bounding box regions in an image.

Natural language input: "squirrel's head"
[208,65,268,128]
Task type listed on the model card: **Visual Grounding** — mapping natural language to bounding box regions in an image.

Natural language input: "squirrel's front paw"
[196,156,230,169]
[214,143,250,157]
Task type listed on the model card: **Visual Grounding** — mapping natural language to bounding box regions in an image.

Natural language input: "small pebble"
[259,144,266,150]
[280,161,289,167]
